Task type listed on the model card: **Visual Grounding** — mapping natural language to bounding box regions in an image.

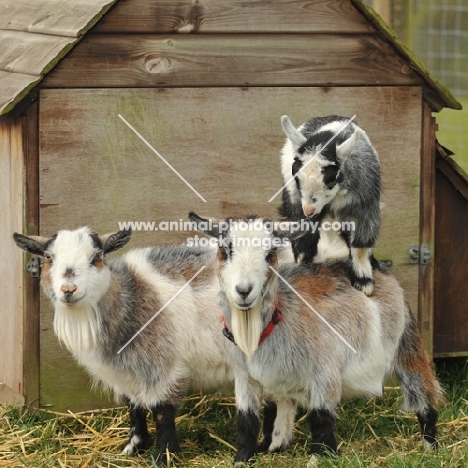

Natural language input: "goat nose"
[235,284,253,300]
[303,205,316,217]
[61,285,77,300]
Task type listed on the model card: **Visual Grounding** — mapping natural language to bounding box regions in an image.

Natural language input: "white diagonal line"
[117,265,206,354]
[268,266,357,354]
[118,114,207,202]
[268,115,356,203]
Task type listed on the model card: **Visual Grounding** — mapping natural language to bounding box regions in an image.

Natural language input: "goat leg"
[151,403,180,467]
[121,398,152,455]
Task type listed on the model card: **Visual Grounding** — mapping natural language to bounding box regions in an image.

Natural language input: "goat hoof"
[234,461,255,468]
[423,437,439,450]
[121,434,152,455]
[309,444,338,457]
[258,440,288,454]
[234,451,257,467]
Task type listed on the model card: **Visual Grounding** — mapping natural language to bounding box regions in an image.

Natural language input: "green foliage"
[408,1,468,172]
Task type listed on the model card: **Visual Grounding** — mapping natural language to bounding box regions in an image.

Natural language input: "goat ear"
[188,211,222,238]
[274,221,308,241]
[100,229,132,254]
[281,115,307,147]
[336,127,363,163]
[13,233,50,256]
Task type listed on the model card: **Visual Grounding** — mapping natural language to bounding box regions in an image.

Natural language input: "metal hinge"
[26,256,43,277]
[409,244,432,265]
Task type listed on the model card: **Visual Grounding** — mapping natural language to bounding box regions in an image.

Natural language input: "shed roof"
[0,0,117,115]
[0,0,462,116]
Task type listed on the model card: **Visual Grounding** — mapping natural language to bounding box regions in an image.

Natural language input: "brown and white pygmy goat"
[13,227,296,466]
[189,212,443,466]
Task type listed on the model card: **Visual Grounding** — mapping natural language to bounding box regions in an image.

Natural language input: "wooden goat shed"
[1,0,466,411]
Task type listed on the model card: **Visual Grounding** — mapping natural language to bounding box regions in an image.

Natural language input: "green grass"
[1,359,467,467]
[437,97,468,173]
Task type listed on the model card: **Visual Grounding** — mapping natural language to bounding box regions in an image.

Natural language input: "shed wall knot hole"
[144,56,172,74]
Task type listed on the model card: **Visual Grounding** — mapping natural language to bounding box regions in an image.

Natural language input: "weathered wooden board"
[39,86,421,410]
[0,117,24,402]
[0,30,75,75]
[23,102,41,408]
[434,159,468,357]
[94,0,374,34]
[0,0,117,37]
[42,34,421,88]
[418,105,436,355]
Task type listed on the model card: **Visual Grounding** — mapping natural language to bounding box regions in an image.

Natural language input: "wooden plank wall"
[434,157,468,357]
[38,86,422,409]
[42,34,420,88]
[93,0,375,33]
[42,0,421,89]
[0,117,25,405]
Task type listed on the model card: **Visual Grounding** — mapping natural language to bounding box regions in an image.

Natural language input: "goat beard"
[54,301,102,356]
[230,301,263,360]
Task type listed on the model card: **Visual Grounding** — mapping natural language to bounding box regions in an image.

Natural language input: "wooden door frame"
[22,100,41,408]
[418,103,437,356]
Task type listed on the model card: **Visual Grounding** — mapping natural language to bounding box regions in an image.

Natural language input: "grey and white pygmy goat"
[279,115,381,295]
[13,227,295,466]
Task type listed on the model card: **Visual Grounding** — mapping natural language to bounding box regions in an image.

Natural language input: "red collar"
[221,300,283,347]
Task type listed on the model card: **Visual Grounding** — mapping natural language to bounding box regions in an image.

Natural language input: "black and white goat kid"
[13,227,296,466]
[189,213,442,466]
[279,115,381,295]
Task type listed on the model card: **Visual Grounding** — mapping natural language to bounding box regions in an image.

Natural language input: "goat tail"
[394,303,444,414]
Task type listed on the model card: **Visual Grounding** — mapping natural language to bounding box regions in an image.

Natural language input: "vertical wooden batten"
[418,103,437,355]
[22,100,40,407]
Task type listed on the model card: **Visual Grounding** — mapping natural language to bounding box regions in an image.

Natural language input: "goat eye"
[219,242,233,261]
[219,246,230,262]
[265,248,276,263]
[292,159,302,176]
[219,246,228,262]
[44,252,53,263]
